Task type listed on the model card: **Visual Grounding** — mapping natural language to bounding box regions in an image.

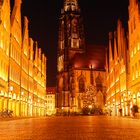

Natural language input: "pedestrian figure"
[131,105,138,117]
[109,109,112,116]
[119,108,122,116]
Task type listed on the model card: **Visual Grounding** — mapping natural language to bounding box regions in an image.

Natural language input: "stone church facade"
[56,0,106,114]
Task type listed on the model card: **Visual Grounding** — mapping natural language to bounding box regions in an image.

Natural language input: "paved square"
[0,116,140,140]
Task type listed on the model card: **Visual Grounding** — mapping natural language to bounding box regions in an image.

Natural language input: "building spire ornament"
[63,0,79,12]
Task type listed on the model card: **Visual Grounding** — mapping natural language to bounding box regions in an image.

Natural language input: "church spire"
[63,0,79,12]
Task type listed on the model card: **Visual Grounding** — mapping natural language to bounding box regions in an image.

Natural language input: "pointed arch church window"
[79,78,85,93]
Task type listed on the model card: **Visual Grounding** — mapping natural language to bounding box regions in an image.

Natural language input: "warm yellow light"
[89,64,94,69]
[88,105,92,109]
[137,92,140,98]
[128,91,131,95]
[21,91,24,96]
[13,94,16,99]
[9,86,13,91]
[138,43,140,50]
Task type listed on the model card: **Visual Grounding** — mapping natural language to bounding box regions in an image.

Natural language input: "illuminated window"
[6,40,9,55]
[132,66,134,80]
[0,38,3,49]
[135,63,138,78]
[4,21,6,29]
[134,46,136,54]
[139,60,140,76]
[0,60,1,78]
[60,41,64,50]
[138,43,140,51]
[72,38,79,48]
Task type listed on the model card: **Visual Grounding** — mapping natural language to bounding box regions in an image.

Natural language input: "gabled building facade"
[128,0,140,114]
[106,20,129,116]
[0,0,10,111]
[9,0,22,116]
[0,0,47,117]
[106,0,140,116]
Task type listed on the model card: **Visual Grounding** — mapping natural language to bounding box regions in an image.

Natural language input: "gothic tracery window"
[79,78,85,93]
[95,73,103,92]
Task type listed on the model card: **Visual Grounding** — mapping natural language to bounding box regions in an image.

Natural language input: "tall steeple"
[63,0,79,12]
[57,0,85,111]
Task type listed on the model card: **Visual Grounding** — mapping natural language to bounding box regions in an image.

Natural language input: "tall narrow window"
[134,47,136,55]
[136,63,138,78]
[79,78,85,93]
[132,66,134,80]
[137,43,140,51]
[139,60,140,76]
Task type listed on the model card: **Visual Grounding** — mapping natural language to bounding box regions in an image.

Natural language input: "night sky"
[19,0,129,86]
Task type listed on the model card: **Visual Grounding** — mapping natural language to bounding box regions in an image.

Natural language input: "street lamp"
[88,105,92,114]
[9,86,13,92]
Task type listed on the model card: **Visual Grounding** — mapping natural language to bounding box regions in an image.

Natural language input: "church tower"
[57,0,85,112]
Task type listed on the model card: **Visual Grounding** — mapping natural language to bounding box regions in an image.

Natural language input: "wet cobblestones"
[0,116,140,140]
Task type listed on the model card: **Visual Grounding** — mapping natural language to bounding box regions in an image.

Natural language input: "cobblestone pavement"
[0,116,140,140]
